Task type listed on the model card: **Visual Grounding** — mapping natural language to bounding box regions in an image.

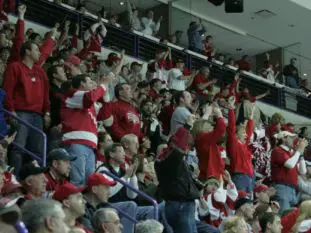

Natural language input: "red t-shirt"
[271,146,299,187]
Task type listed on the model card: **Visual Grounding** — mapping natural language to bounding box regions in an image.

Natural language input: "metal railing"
[22,0,311,119]
[0,108,47,167]
[101,169,159,220]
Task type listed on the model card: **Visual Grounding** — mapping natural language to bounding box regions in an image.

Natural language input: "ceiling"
[170,0,311,76]
[73,0,160,14]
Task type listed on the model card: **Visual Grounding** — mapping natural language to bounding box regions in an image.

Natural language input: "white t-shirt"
[168,68,185,91]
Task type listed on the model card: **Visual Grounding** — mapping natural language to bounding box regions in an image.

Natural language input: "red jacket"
[98,99,141,141]
[271,145,299,187]
[227,109,254,177]
[195,117,226,180]
[3,62,50,114]
[61,85,106,148]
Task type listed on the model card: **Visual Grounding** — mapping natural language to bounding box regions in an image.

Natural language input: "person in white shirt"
[168,59,196,91]
[141,11,162,36]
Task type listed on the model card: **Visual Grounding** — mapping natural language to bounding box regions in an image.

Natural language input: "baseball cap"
[235,197,252,210]
[274,131,296,139]
[254,184,269,193]
[64,55,81,67]
[87,173,116,188]
[19,163,47,181]
[47,148,77,163]
[131,61,143,67]
[52,183,86,201]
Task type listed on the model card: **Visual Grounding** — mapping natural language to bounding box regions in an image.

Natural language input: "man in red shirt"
[53,183,90,232]
[45,148,77,192]
[195,103,226,180]
[227,96,254,194]
[148,78,162,101]
[236,55,251,71]
[192,67,217,100]
[3,41,51,175]
[271,130,308,214]
[98,83,141,142]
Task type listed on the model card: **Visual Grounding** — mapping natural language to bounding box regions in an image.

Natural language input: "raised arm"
[8,4,26,64]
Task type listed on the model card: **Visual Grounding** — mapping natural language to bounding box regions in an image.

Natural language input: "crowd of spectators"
[0,1,310,233]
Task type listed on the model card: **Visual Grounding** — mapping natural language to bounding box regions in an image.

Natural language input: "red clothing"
[192,74,212,96]
[148,58,173,72]
[236,59,251,71]
[98,99,141,141]
[266,123,280,138]
[195,117,226,180]
[271,146,299,187]
[203,40,213,58]
[61,86,106,149]
[227,109,254,177]
[281,208,299,233]
[3,62,50,114]
[8,19,24,64]
[45,170,69,192]
[158,104,175,136]
[148,89,160,100]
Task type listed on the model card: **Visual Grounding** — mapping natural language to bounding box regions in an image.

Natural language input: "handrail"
[0,109,47,167]
[105,202,138,223]
[100,170,159,220]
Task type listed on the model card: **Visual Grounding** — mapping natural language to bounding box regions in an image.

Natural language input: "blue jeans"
[65,144,95,186]
[232,173,254,194]
[286,76,300,89]
[10,111,43,175]
[273,184,297,215]
[165,200,197,233]
[111,201,154,233]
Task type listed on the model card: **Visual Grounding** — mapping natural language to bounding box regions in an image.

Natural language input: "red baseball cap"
[254,184,269,193]
[52,183,85,201]
[87,173,116,188]
[64,55,81,67]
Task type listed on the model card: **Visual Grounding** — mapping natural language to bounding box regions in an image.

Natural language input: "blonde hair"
[292,200,311,233]
[120,134,137,145]
[223,216,245,233]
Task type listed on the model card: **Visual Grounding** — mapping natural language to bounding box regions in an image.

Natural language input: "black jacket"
[154,126,200,201]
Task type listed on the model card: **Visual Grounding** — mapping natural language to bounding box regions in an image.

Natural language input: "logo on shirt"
[126,112,140,124]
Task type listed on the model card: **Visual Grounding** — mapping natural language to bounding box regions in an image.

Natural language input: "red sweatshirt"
[227,109,254,177]
[98,99,141,141]
[3,62,50,114]
[195,117,226,180]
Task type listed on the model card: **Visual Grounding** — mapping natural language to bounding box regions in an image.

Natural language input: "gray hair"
[92,208,119,233]
[200,66,210,74]
[135,220,164,233]
[21,199,63,233]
